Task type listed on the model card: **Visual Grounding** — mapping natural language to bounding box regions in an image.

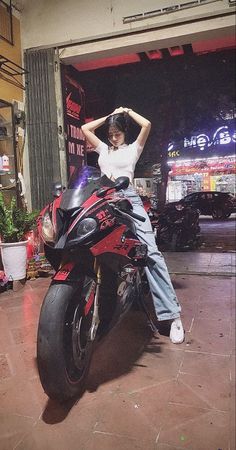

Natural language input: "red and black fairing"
[38,166,147,283]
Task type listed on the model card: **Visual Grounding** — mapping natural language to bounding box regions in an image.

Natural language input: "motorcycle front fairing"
[40,167,114,246]
[39,165,146,278]
[61,166,114,211]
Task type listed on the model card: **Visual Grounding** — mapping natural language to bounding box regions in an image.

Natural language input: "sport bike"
[37,166,152,402]
[152,204,200,251]
[142,197,200,251]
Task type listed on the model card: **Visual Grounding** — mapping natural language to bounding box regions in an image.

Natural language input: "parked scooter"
[37,166,152,402]
[142,197,201,251]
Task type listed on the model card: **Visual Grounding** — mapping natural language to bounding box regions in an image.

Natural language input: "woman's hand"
[111,106,132,114]
[111,107,125,115]
[123,108,132,113]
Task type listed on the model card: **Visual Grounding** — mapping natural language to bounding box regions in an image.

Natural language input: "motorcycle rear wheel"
[170,231,182,251]
[37,278,96,402]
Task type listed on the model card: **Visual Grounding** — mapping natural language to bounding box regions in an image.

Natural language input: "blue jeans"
[122,187,181,321]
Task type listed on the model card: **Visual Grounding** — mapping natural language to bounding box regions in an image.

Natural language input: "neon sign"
[183,126,236,151]
[167,125,236,159]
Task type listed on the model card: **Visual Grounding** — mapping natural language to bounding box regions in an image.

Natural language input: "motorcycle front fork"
[89,261,101,341]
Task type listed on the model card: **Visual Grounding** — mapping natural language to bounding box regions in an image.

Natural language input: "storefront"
[60,67,86,178]
[166,121,236,201]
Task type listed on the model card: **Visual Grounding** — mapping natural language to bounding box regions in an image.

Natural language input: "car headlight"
[77,218,97,238]
[42,212,55,242]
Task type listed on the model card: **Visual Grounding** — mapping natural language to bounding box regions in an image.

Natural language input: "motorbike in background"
[37,166,152,402]
[142,196,201,251]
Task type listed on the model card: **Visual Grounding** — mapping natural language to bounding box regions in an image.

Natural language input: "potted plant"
[0,193,38,281]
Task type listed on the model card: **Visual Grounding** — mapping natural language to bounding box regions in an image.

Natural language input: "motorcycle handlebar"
[113,207,146,222]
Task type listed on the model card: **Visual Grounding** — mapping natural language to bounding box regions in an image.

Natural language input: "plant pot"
[0,241,28,281]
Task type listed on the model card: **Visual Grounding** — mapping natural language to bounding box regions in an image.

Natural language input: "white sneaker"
[170,318,184,344]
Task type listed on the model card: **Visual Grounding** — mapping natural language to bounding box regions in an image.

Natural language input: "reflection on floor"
[0,268,235,450]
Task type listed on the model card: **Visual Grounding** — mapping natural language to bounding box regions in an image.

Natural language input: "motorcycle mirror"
[116,199,132,211]
[114,176,130,190]
[52,182,65,198]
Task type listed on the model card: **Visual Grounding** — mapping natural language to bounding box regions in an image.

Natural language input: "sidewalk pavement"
[0,252,235,450]
[164,251,236,277]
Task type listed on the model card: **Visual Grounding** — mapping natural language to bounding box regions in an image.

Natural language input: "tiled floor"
[0,253,235,450]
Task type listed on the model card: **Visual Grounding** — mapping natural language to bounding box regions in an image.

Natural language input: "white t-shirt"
[95,140,144,182]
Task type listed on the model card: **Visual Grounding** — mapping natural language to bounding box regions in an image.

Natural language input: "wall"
[0,11,23,103]
[18,0,235,208]
[21,0,235,52]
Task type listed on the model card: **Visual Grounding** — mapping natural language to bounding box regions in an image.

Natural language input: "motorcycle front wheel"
[37,278,96,402]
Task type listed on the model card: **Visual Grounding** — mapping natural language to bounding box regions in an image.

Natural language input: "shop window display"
[0,100,18,205]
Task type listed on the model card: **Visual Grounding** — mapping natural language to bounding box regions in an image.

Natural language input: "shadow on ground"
[41,310,162,423]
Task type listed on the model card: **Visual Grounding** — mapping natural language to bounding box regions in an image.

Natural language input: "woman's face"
[108,126,125,147]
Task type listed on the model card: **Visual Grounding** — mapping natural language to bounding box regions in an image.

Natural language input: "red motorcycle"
[37,166,151,402]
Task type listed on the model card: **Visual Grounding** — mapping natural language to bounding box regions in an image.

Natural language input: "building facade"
[1,0,235,208]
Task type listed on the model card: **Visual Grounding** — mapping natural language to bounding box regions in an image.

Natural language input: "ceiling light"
[168,46,184,56]
[147,50,163,60]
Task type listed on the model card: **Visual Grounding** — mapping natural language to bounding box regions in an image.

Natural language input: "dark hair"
[104,113,129,144]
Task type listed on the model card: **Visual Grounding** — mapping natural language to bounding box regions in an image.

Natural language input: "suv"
[177,191,236,219]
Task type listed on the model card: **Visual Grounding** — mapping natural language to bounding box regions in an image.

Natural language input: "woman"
[81,107,184,344]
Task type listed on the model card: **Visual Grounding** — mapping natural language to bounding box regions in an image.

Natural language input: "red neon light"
[147,50,163,60]
[168,46,184,57]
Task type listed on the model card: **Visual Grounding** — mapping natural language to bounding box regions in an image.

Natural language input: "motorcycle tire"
[37,278,96,402]
[170,231,182,251]
[136,270,158,333]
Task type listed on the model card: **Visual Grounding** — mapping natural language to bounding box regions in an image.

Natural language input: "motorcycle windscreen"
[60,165,114,210]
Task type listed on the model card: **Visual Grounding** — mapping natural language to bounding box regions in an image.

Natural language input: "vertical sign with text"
[62,70,86,178]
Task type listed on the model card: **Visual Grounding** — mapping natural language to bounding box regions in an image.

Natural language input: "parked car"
[173,191,236,219]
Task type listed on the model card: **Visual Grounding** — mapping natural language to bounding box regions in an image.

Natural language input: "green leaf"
[0,193,39,243]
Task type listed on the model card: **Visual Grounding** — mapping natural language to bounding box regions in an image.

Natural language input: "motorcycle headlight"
[77,218,97,238]
[175,205,184,211]
[42,212,55,242]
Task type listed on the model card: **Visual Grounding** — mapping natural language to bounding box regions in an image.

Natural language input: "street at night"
[198,215,236,252]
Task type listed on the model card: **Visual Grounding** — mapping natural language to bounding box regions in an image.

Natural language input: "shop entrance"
[167,155,236,202]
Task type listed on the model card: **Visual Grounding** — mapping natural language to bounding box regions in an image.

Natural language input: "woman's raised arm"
[123,108,151,148]
[81,108,124,149]
[81,116,108,149]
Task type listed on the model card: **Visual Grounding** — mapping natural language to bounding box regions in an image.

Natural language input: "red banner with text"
[62,68,86,178]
